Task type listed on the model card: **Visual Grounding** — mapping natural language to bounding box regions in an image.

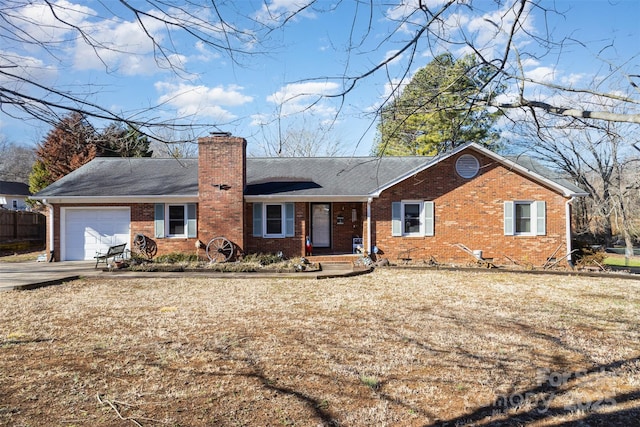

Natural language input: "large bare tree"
[1,1,637,145]
[0,137,35,183]
[510,107,640,255]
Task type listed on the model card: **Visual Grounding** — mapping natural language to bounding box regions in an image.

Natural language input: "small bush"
[575,248,607,268]
[243,252,285,266]
[125,251,318,273]
[155,252,199,264]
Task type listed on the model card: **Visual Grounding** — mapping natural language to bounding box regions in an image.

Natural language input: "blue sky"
[1,0,638,156]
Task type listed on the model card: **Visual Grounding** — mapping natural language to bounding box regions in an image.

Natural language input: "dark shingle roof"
[34,158,198,197]
[245,156,428,197]
[33,144,587,199]
[0,181,30,196]
[503,155,585,195]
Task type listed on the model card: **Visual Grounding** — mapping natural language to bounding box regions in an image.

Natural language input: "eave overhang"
[32,195,198,204]
[244,195,371,203]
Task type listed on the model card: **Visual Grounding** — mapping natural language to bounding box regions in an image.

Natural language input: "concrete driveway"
[0,261,101,291]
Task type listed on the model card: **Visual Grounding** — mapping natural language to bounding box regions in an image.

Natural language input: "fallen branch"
[97,393,143,427]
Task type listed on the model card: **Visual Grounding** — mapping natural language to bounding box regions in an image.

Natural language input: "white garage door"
[62,208,130,261]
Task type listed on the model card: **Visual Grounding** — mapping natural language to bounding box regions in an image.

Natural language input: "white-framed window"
[504,201,545,236]
[154,203,197,238]
[265,204,285,237]
[252,202,295,238]
[167,204,187,236]
[391,201,434,237]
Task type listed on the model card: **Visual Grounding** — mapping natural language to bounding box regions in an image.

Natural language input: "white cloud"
[254,0,316,25]
[262,81,340,119]
[7,0,95,46]
[9,0,199,76]
[521,58,540,68]
[194,40,221,62]
[0,51,58,86]
[383,50,404,66]
[155,82,253,121]
[561,73,586,87]
[266,81,339,105]
[525,66,556,83]
[72,13,173,75]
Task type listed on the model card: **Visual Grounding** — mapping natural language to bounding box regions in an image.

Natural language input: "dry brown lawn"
[1,269,639,426]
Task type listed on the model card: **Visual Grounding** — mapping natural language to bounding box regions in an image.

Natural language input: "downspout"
[565,197,576,268]
[366,198,372,254]
[42,199,55,262]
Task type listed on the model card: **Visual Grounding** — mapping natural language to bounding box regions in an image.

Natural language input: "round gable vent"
[455,154,480,179]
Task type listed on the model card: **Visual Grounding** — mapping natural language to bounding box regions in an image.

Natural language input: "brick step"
[319,262,354,271]
[306,254,360,263]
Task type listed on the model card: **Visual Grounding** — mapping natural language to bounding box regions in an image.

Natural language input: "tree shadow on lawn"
[139,333,638,426]
[425,356,640,427]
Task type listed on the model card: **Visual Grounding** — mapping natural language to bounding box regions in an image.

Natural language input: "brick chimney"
[198,133,246,254]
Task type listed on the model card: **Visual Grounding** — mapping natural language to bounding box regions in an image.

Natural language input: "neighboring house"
[33,133,587,265]
[0,181,30,210]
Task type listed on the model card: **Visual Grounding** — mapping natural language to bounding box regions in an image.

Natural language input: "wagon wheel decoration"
[133,233,157,260]
[206,237,234,263]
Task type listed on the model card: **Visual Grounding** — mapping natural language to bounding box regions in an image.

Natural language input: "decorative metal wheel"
[206,237,234,263]
[133,233,147,253]
[132,233,157,260]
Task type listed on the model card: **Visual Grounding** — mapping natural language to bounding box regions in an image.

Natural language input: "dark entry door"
[311,203,331,248]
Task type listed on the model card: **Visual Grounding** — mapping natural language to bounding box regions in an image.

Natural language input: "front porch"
[304,201,367,256]
[244,200,369,259]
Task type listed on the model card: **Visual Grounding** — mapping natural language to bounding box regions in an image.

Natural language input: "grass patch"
[359,375,381,390]
[0,270,638,426]
[605,255,640,267]
[0,251,44,263]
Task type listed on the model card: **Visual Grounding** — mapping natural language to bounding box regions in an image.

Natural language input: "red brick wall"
[47,203,199,261]
[243,201,368,258]
[371,151,570,266]
[131,203,197,255]
[331,202,365,254]
[243,202,307,258]
[197,135,246,257]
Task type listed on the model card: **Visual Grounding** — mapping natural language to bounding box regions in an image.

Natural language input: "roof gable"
[370,143,587,198]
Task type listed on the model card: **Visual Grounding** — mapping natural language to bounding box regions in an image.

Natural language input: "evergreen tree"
[374,53,503,156]
[97,123,153,157]
[29,112,97,193]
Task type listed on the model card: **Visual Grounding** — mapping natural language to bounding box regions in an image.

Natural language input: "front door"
[311,203,331,248]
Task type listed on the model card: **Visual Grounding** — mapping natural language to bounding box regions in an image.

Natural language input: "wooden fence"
[0,210,46,244]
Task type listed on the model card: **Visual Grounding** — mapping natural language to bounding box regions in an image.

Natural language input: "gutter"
[42,199,55,262]
[30,195,197,204]
[367,198,373,254]
[565,197,576,267]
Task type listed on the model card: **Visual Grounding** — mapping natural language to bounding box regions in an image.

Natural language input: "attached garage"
[61,207,130,261]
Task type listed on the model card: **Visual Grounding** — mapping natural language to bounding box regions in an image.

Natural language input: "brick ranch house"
[33,133,587,266]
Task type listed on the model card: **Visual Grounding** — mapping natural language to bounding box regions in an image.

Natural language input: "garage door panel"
[63,208,130,261]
